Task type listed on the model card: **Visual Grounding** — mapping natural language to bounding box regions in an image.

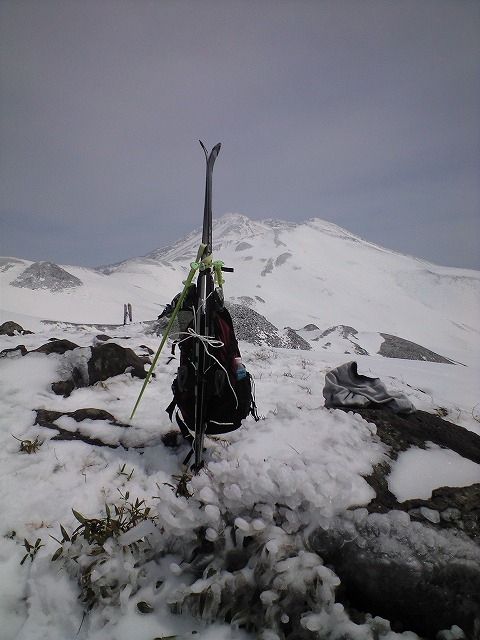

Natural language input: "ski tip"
[199,140,221,159]
[199,140,208,160]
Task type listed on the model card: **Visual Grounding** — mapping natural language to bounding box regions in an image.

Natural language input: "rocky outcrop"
[0,321,33,336]
[32,338,80,354]
[155,302,312,350]
[379,333,458,364]
[310,504,480,638]
[34,408,132,448]
[0,337,150,396]
[10,261,82,291]
[308,325,458,363]
[228,303,311,350]
[309,407,480,637]
[87,342,149,385]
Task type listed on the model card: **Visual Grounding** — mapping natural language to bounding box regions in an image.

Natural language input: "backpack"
[166,285,258,443]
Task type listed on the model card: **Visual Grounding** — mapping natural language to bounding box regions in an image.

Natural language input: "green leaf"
[136,601,154,614]
[91,546,105,556]
[231,609,251,625]
[60,525,70,542]
[72,509,87,524]
[51,547,63,561]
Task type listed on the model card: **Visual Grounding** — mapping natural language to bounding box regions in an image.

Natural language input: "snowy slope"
[0,321,479,640]
[2,214,479,365]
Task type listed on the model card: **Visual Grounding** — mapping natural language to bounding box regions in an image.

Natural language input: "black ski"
[193,141,221,471]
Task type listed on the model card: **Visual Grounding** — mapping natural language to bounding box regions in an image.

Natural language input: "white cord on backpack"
[177,323,239,409]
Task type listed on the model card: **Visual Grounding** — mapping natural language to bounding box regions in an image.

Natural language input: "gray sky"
[1,0,479,270]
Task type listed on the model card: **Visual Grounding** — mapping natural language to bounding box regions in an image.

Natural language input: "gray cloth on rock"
[323,361,416,414]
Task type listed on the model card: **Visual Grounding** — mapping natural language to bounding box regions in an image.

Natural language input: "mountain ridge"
[1,214,479,364]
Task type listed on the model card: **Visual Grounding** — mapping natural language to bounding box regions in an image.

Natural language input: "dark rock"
[403,484,480,541]
[350,407,480,465]
[315,326,456,362]
[69,408,118,423]
[139,344,154,355]
[94,334,111,342]
[0,344,28,357]
[350,409,480,541]
[0,321,33,336]
[34,408,131,448]
[51,379,75,397]
[235,241,253,251]
[310,508,480,638]
[35,407,122,426]
[47,342,150,397]
[310,407,480,636]
[320,325,358,339]
[87,342,149,384]
[302,323,320,331]
[379,333,457,364]
[316,325,369,355]
[228,303,311,350]
[283,327,311,350]
[32,339,80,355]
[10,261,82,291]
[154,302,312,350]
[161,430,183,448]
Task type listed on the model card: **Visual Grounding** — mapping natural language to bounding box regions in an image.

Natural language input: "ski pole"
[130,244,206,419]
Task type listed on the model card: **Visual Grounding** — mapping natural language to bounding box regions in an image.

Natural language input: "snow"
[1,215,479,639]
[388,444,480,502]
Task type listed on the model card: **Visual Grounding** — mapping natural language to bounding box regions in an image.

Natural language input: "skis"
[130,140,221,473]
[192,141,221,471]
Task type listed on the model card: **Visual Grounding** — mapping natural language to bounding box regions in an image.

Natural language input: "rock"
[313,325,457,362]
[34,408,131,448]
[228,303,311,350]
[309,407,480,636]
[302,323,320,331]
[51,379,75,397]
[315,325,369,355]
[0,321,33,336]
[155,302,311,350]
[0,344,28,358]
[92,334,112,346]
[309,506,480,638]
[35,407,120,425]
[349,407,480,465]
[379,333,457,364]
[139,344,154,356]
[10,261,82,291]
[47,342,150,397]
[87,342,149,384]
[32,339,80,355]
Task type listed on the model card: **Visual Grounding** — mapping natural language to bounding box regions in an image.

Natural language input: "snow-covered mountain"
[1,213,479,365]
